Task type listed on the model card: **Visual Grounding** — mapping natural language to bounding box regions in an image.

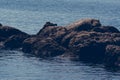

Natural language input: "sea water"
[0,0,120,80]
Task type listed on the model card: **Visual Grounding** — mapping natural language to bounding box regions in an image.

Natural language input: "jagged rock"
[22,36,66,58]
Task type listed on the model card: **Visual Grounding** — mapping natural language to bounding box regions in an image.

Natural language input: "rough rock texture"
[66,19,101,32]
[0,26,30,49]
[105,45,120,67]
[22,36,66,57]
[0,19,120,67]
[4,34,29,49]
[33,19,120,66]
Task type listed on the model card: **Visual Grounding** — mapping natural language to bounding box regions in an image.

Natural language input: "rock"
[4,34,30,49]
[0,26,28,40]
[105,45,120,67]
[61,31,120,62]
[43,22,57,27]
[66,19,101,32]
[22,36,66,58]
[92,26,120,33]
[37,26,67,43]
[1,19,120,67]
[35,19,120,65]
[0,26,30,49]
[0,23,2,26]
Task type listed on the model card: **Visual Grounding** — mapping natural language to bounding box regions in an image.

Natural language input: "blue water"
[0,0,120,80]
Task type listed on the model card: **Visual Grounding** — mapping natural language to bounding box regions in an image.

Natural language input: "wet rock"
[0,26,30,49]
[1,19,120,67]
[105,45,120,67]
[4,34,30,49]
[0,26,28,40]
[61,31,120,62]
[35,19,120,65]
[22,36,66,58]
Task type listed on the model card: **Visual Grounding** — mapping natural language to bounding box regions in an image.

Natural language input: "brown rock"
[22,36,66,58]
[66,19,101,32]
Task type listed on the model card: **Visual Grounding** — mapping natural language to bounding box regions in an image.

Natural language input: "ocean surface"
[0,0,120,80]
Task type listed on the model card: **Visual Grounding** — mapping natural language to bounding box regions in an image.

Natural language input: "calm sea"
[0,0,120,80]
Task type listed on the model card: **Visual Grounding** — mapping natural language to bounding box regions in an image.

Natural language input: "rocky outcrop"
[22,36,66,57]
[32,19,120,66]
[0,26,30,49]
[0,19,120,67]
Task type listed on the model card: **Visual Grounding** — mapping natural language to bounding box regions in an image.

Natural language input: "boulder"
[66,19,101,32]
[37,25,67,44]
[61,31,120,62]
[34,19,120,65]
[105,45,120,67]
[0,26,28,40]
[0,26,30,49]
[1,19,120,67]
[4,34,30,49]
[22,36,66,58]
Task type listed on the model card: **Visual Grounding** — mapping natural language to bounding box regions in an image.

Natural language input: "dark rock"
[0,26,30,49]
[92,26,120,33]
[0,23,2,26]
[105,45,120,67]
[35,19,120,65]
[4,34,30,49]
[43,22,57,27]
[0,26,28,40]
[61,31,120,62]
[1,19,120,67]
[22,37,66,58]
